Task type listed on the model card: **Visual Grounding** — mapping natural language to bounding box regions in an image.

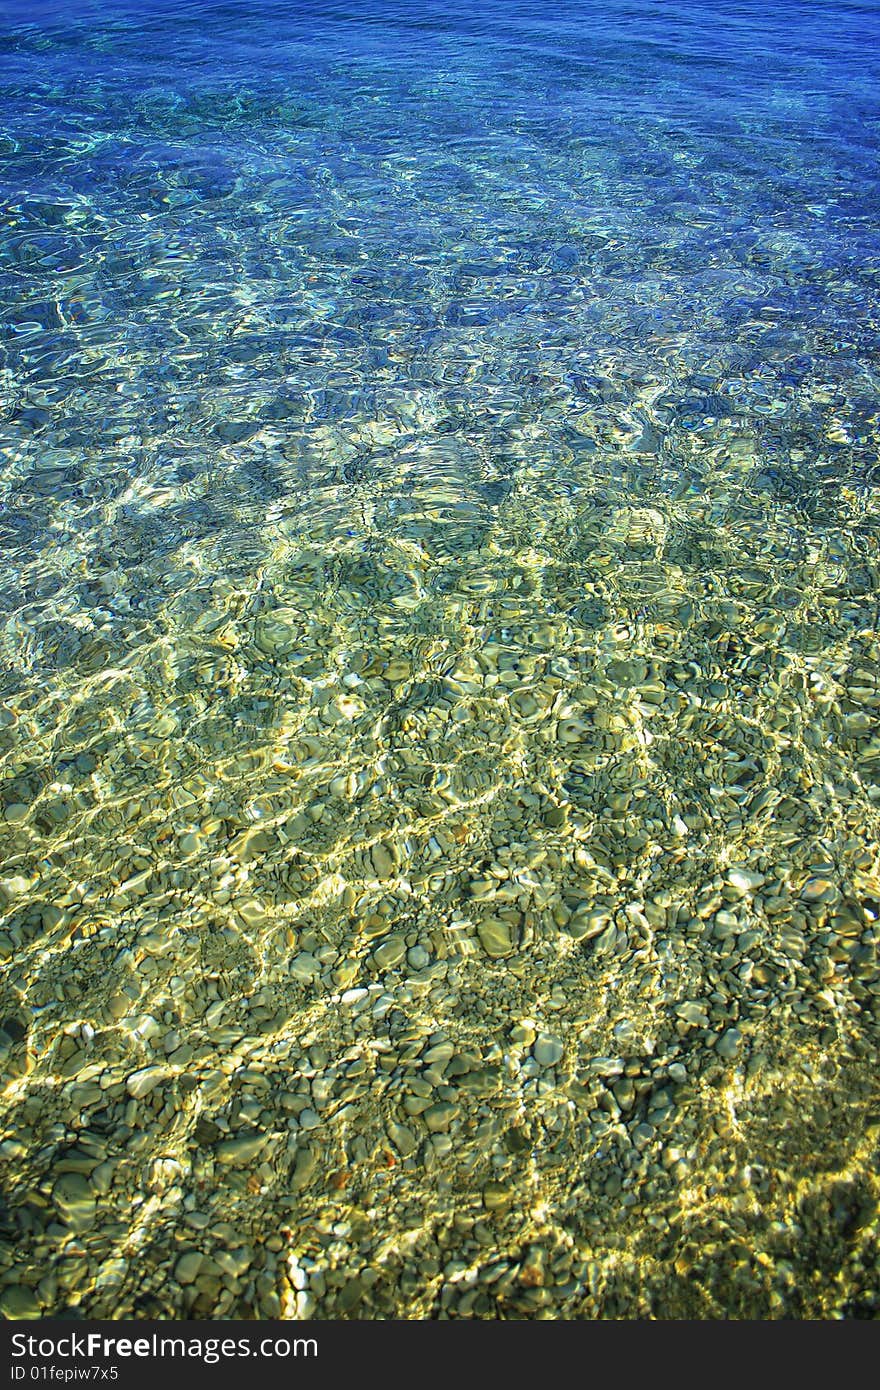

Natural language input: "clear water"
[0,0,879,1320]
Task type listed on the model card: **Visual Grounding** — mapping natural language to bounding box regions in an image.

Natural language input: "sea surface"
[0,0,879,1320]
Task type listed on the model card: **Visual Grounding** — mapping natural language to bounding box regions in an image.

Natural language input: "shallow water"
[0,0,879,1320]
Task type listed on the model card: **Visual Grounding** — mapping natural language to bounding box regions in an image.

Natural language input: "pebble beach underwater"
[0,0,879,1322]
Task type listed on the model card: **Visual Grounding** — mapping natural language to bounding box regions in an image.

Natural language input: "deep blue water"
[1,1,879,540]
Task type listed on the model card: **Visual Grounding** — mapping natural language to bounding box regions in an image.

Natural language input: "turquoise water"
[0,0,879,1320]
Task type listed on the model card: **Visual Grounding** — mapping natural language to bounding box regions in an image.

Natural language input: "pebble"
[589,1057,625,1077]
[174,1252,203,1285]
[801,878,839,905]
[3,803,28,823]
[340,987,369,1007]
[335,1276,367,1313]
[235,898,267,926]
[483,1180,514,1211]
[386,1119,418,1157]
[290,1146,316,1190]
[254,609,301,657]
[52,1172,96,1230]
[384,659,411,683]
[477,918,515,959]
[713,909,739,935]
[371,844,395,880]
[424,1102,458,1133]
[290,952,322,981]
[716,1028,743,1058]
[566,908,610,941]
[373,936,405,971]
[632,1122,655,1149]
[675,1001,709,1026]
[469,878,497,900]
[216,1248,252,1279]
[613,1078,635,1109]
[215,1134,267,1165]
[126,1066,166,1099]
[0,1286,41,1319]
[533,1033,564,1067]
[726,868,764,896]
